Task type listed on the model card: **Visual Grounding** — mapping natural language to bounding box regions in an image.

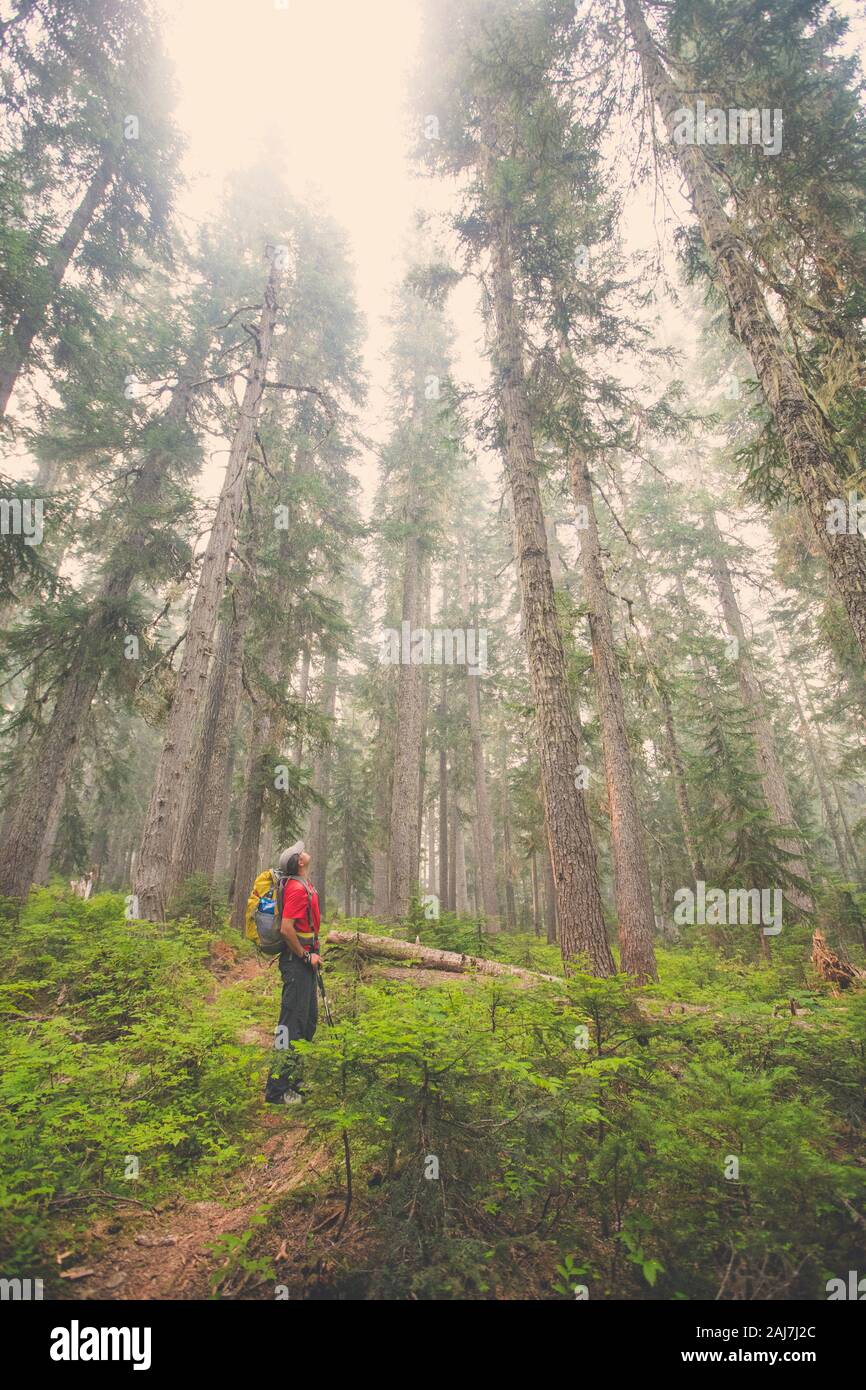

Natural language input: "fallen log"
[323,932,720,1023]
[324,930,560,985]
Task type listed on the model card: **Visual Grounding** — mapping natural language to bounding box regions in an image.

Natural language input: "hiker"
[264,840,322,1105]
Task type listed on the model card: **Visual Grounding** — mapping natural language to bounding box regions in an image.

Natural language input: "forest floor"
[54,939,830,1299]
[62,951,341,1300]
[64,945,556,1300]
[60,948,477,1300]
[8,894,862,1302]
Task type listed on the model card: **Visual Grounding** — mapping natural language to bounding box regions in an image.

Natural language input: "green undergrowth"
[0,884,270,1280]
[1,890,865,1302]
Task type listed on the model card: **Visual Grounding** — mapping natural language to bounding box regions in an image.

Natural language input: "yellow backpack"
[245,868,280,945]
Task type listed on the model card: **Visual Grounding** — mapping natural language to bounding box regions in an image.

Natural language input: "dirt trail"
[63,944,474,1299]
[71,1116,325,1300]
[64,945,328,1301]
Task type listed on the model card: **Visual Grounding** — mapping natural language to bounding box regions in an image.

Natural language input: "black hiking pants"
[264,950,318,1101]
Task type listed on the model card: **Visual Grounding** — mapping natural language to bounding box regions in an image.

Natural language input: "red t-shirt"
[281,877,320,940]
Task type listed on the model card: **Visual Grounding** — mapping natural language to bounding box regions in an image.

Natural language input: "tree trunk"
[570,453,657,981]
[427,804,437,895]
[482,142,614,975]
[625,0,866,661]
[416,561,431,879]
[448,791,457,913]
[134,254,281,919]
[706,512,813,915]
[0,153,115,416]
[292,642,312,768]
[371,708,391,918]
[660,688,707,885]
[543,849,557,944]
[33,777,66,884]
[775,636,853,879]
[801,684,863,877]
[499,734,518,932]
[633,569,707,887]
[325,929,559,983]
[546,513,565,587]
[387,473,425,917]
[458,550,500,927]
[174,566,254,883]
[454,815,469,915]
[229,492,304,926]
[530,851,541,937]
[438,666,449,912]
[230,699,272,931]
[307,647,339,910]
[192,576,254,879]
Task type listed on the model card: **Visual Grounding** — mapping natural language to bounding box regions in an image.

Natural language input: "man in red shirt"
[264,841,322,1105]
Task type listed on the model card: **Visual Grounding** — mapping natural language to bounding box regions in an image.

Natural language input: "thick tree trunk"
[626,0,866,661]
[229,458,308,925]
[192,577,254,879]
[135,256,281,919]
[0,670,45,842]
[33,777,66,884]
[0,153,115,417]
[173,566,254,884]
[230,698,273,932]
[483,162,613,974]
[570,454,657,981]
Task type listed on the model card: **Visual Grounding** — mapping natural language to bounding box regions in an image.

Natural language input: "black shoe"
[265,1089,302,1106]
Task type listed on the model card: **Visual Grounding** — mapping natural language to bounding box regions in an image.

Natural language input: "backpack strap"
[286,876,315,944]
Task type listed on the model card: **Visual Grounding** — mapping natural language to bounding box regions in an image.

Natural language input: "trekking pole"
[314,964,334,1028]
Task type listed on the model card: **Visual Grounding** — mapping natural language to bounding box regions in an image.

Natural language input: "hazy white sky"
[162,0,688,511]
[162,0,865,510]
[165,0,447,494]
[10,0,861,525]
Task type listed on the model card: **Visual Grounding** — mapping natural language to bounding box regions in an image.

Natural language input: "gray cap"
[278,841,305,873]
